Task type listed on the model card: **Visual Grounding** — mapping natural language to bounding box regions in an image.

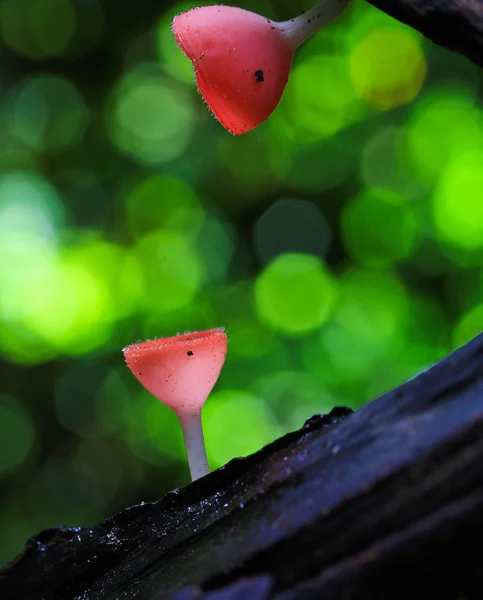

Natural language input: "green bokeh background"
[0,0,482,567]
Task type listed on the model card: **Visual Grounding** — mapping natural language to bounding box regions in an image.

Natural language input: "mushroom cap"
[172,5,294,134]
[123,328,227,416]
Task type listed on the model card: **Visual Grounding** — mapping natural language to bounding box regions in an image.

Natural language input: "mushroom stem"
[178,411,210,481]
[280,0,352,49]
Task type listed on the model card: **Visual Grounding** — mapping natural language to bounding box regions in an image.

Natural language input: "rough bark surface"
[2,333,483,600]
[366,0,483,67]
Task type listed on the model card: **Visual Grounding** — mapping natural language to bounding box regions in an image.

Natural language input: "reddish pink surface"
[123,328,228,417]
[172,5,294,134]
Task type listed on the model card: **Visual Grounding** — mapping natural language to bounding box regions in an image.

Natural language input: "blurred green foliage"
[0,0,482,567]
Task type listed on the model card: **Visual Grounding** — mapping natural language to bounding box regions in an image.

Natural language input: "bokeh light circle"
[0,0,76,59]
[204,390,281,468]
[109,65,196,165]
[126,175,204,240]
[341,188,419,266]
[276,54,360,143]
[433,150,483,254]
[350,28,426,110]
[0,396,35,474]
[134,231,204,315]
[406,86,483,184]
[254,198,332,265]
[10,75,89,152]
[255,253,336,336]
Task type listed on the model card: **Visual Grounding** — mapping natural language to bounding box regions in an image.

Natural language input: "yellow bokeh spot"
[255,253,336,336]
[433,150,483,253]
[350,28,426,110]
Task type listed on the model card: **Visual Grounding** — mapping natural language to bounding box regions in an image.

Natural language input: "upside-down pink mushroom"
[123,328,228,481]
[172,1,352,134]
[172,5,294,135]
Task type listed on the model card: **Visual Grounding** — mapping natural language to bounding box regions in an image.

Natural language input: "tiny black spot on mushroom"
[139,372,142,376]
[187,350,193,356]
[271,26,275,29]
[254,69,264,82]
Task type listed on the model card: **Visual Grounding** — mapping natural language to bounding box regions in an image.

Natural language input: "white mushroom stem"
[178,411,210,481]
[280,0,352,49]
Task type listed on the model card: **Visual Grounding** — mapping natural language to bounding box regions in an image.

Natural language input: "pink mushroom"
[172,1,351,134]
[123,328,228,481]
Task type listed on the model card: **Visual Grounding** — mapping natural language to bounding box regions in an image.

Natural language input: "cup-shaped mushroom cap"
[172,5,294,134]
[123,328,227,417]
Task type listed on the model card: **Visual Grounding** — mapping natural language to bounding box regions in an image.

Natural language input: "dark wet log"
[2,333,483,600]
[366,0,483,68]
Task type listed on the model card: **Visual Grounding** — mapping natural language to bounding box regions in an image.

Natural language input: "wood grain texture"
[2,333,483,600]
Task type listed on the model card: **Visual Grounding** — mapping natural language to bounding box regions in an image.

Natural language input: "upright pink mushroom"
[123,328,228,481]
[172,1,351,134]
